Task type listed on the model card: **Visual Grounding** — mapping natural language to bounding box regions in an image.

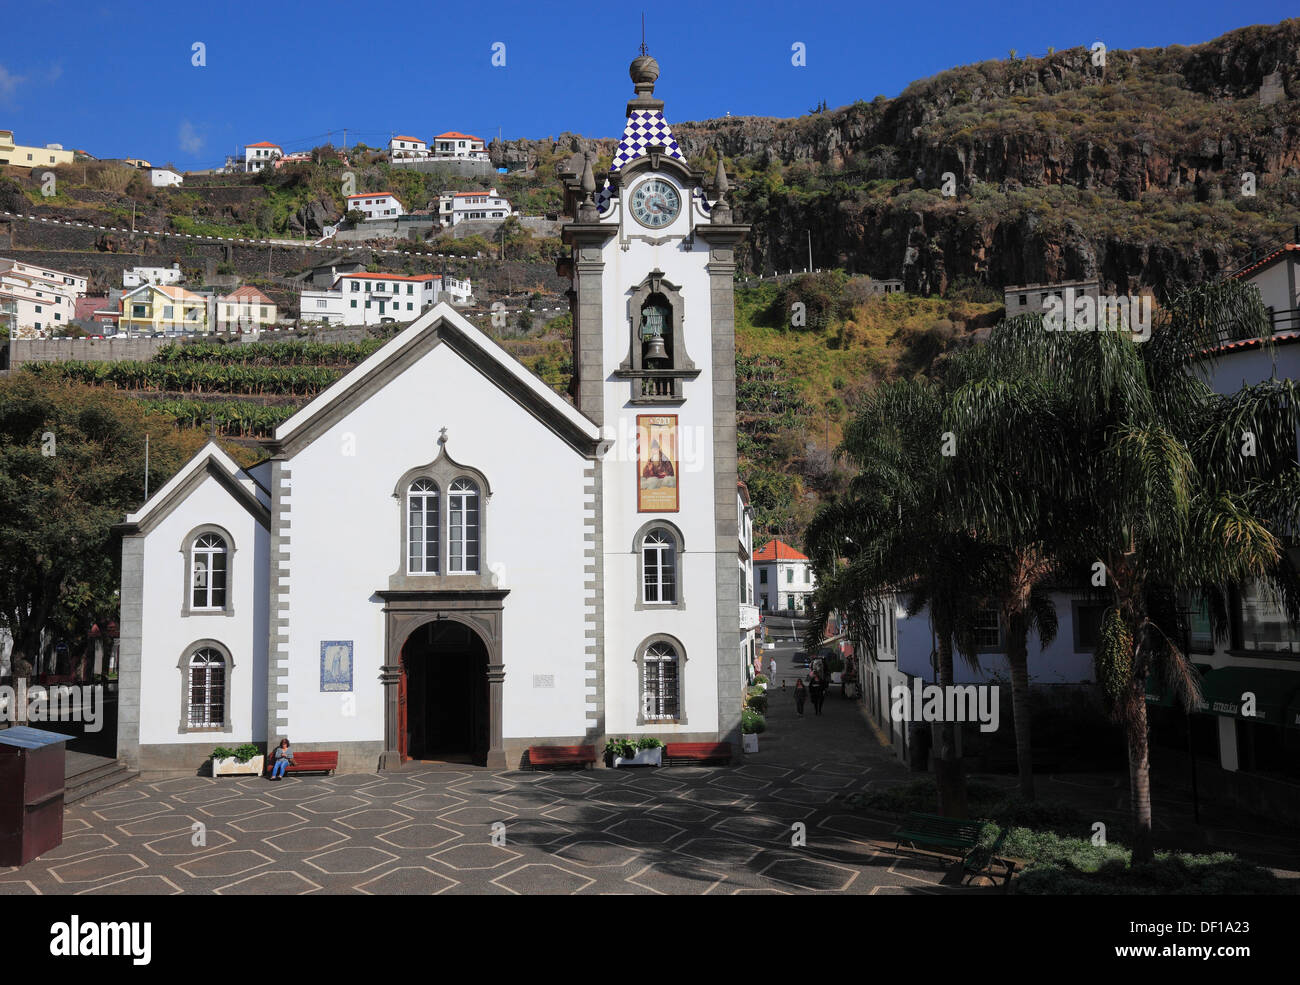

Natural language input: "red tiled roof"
[347,192,400,200]
[246,141,281,149]
[1229,243,1298,281]
[1199,330,1300,357]
[337,272,439,282]
[753,540,809,562]
[435,131,482,141]
[222,286,274,304]
[392,135,425,143]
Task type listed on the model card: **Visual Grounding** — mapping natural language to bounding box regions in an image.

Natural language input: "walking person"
[809,674,826,716]
[768,656,777,684]
[269,737,294,780]
[794,679,807,716]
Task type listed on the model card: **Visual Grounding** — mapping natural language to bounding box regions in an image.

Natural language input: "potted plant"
[606,736,664,767]
[741,708,766,754]
[210,743,264,777]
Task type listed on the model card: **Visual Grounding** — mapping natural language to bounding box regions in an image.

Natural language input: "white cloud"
[178,120,204,154]
[0,64,26,102]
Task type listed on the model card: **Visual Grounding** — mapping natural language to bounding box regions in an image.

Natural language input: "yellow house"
[0,130,75,169]
[216,286,277,331]
[119,285,208,334]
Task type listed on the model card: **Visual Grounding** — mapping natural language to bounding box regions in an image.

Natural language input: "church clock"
[629,178,681,228]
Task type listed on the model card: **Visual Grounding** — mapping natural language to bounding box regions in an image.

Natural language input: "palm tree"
[805,378,993,817]
[969,282,1300,862]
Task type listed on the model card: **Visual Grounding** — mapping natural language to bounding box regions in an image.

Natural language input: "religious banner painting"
[321,640,354,692]
[637,414,679,512]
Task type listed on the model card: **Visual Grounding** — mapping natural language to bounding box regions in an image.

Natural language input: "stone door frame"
[377,589,508,769]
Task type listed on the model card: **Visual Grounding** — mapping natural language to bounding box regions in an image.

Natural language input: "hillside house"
[432,131,489,161]
[244,141,282,173]
[347,192,405,221]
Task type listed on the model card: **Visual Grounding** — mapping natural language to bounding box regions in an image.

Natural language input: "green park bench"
[893,812,1016,887]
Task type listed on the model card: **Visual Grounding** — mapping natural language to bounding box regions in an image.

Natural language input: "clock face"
[630,178,682,229]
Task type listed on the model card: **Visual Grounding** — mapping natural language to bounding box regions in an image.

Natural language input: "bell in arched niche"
[640,295,672,367]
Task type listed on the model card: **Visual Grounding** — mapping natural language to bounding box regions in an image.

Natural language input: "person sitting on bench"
[269,738,294,780]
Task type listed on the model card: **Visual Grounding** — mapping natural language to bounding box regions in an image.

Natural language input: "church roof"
[119,440,270,533]
[271,303,602,455]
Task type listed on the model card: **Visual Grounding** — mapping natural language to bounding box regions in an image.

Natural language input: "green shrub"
[233,744,261,763]
[741,708,767,734]
[210,747,235,761]
[753,674,769,685]
[634,736,664,751]
[746,692,769,714]
[604,738,637,759]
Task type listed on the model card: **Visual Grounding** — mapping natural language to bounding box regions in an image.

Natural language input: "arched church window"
[642,528,677,604]
[449,478,480,574]
[191,533,227,610]
[642,640,680,721]
[188,648,226,727]
[407,478,440,574]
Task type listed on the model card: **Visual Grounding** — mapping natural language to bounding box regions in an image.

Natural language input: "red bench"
[664,742,732,765]
[265,750,338,776]
[527,745,596,770]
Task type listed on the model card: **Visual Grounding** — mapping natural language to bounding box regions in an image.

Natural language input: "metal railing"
[1227,225,1300,279]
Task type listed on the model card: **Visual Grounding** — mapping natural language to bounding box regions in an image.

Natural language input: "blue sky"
[0,1,1292,169]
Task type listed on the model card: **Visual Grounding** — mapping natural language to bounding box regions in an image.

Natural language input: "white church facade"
[115,51,749,772]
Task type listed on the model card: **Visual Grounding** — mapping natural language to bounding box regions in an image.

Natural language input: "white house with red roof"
[432,131,489,161]
[389,135,429,160]
[438,188,512,227]
[753,539,817,614]
[347,192,405,222]
[217,286,278,331]
[300,271,446,326]
[244,141,282,172]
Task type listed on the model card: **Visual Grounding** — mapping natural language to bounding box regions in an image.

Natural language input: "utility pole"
[144,433,150,501]
[131,201,136,234]
[807,230,813,274]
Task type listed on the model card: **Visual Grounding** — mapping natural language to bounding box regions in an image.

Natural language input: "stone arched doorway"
[399,619,489,763]
[378,589,507,770]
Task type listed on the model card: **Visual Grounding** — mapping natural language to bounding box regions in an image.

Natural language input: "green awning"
[1144,664,1211,710]
[1199,667,1300,725]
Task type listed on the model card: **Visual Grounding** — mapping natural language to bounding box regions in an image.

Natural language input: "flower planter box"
[742,733,759,754]
[612,747,663,768]
[212,754,264,777]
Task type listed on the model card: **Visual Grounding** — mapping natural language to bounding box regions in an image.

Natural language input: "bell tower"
[559,51,748,749]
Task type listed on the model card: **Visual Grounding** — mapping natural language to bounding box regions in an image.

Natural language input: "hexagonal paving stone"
[376,823,461,850]
[264,826,350,854]
[817,813,896,841]
[770,787,838,807]
[536,777,599,797]
[92,801,174,822]
[168,785,244,805]
[145,828,235,857]
[116,814,198,838]
[679,787,747,808]
[448,777,517,796]
[49,854,147,885]
[626,862,725,895]
[709,773,772,793]
[492,863,594,895]
[495,770,550,785]
[712,814,792,842]
[356,866,458,895]
[324,773,384,788]
[590,787,655,808]
[541,803,620,826]
[216,870,322,895]
[352,781,423,799]
[431,843,523,871]
[198,797,276,819]
[736,764,794,780]
[794,772,855,789]
[305,845,398,875]
[648,802,718,824]
[620,775,688,794]
[553,839,643,868]
[336,807,413,831]
[676,837,762,867]
[393,792,466,813]
[746,800,816,821]
[760,855,859,892]
[489,818,570,846]
[177,849,273,879]
[228,811,308,834]
[62,816,92,832]
[439,806,517,828]
[605,817,686,844]
[38,832,118,861]
[77,875,183,895]
[489,788,560,811]
[299,794,371,815]
[84,785,150,807]
[149,776,214,794]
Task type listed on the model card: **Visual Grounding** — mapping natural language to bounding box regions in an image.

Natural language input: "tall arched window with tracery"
[188,648,226,727]
[407,478,440,574]
[190,533,227,610]
[642,640,680,721]
[448,478,480,574]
